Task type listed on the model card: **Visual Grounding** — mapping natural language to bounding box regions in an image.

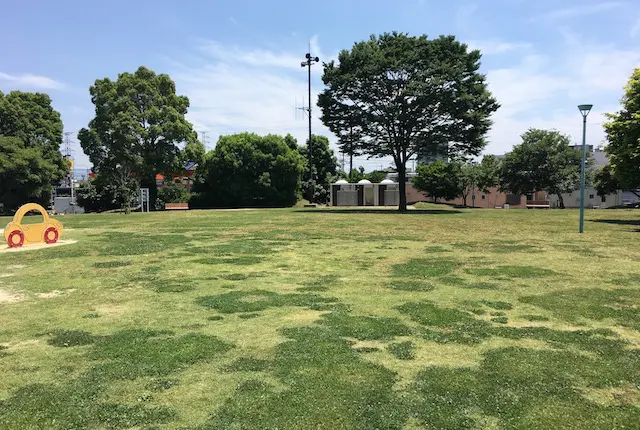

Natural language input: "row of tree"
[0,33,502,213]
[412,129,583,208]
[77,130,341,211]
[2,31,638,213]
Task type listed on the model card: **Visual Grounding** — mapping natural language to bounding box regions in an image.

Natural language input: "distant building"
[156,161,199,191]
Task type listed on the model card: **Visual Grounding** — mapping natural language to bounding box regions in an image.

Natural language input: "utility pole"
[63,131,75,213]
[63,132,74,158]
[301,51,319,202]
[200,131,210,150]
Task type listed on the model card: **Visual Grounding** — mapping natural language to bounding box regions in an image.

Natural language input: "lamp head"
[305,53,311,59]
[301,62,307,67]
[578,104,593,117]
[314,56,319,62]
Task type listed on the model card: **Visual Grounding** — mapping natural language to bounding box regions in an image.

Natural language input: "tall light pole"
[578,104,593,233]
[301,52,319,203]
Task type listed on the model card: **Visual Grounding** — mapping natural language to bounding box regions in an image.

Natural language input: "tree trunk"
[349,152,353,182]
[557,193,565,209]
[462,191,468,207]
[398,162,407,212]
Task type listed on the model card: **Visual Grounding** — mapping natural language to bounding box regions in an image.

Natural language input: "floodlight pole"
[301,52,319,203]
[578,104,593,233]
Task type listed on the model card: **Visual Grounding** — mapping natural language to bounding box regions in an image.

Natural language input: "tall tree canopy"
[0,91,66,211]
[298,135,339,204]
[78,66,197,209]
[192,133,304,208]
[604,67,640,192]
[319,32,499,211]
[500,129,583,209]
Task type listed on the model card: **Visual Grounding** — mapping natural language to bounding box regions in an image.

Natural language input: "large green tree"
[0,137,62,212]
[78,66,197,210]
[500,129,583,209]
[298,135,339,204]
[192,133,304,208]
[319,32,499,211]
[459,162,479,207]
[0,91,66,211]
[413,160,463,203]
[603,68,640,193]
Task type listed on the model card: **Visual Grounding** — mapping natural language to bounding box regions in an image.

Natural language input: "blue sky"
[1,0,639,170]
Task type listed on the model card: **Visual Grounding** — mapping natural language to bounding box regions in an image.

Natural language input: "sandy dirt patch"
[0,274,14,278]
[36,289,76,299]
[0,239,77,254]
[0,290,24,304]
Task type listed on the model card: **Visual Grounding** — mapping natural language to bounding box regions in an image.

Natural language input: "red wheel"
[7,230,24,248]
[44,227,59,244]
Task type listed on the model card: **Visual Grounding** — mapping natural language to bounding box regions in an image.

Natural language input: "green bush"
[192,133,304,208]
[157,179,191,207]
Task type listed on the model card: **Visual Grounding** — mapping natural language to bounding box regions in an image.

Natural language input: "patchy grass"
[388,341,416,360]
[1,206,639,428]
[397,301,493,344]
[480,300,513,310]
[194,256,265,266]
[223,357,271,372]
[386,280,435,292]
[521,288,640,329]
[319,312,411,341]
[461,281,500,290]
[465,265,556,278]
[523,314,550,322]
[47,329,96,347]
[391,258,457,278]
[195,290,337,314]
[93,260,133,269]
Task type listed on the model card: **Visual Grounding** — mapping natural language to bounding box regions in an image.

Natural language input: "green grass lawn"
[1,205,639,429]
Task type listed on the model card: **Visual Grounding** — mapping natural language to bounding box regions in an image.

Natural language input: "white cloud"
[631,13,640,37]
[467,39,532,55]
[169,38,382,168]
[534,1,624,21]
[0,72,65,90]
[484,40,640,155]
[168,34,639,170]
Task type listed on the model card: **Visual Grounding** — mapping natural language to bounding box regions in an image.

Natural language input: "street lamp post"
[301,53,320,203]
[578,104,593,233]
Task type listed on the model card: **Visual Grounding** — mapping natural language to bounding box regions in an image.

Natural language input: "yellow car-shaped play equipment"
[4,203,64,248]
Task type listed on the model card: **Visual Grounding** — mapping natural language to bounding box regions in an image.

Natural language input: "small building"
[549,188,625,209]
[329,179,400,207]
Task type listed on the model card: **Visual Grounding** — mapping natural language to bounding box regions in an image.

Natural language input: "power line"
[63,132,74,158]
[200,131,211,150]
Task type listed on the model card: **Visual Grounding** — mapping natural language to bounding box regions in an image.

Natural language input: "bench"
[165,203,189,210]
[526,204,550,209]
